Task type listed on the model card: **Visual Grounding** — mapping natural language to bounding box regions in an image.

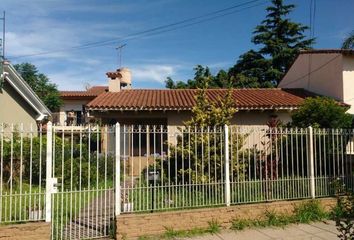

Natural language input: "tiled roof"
[60,86,108,99]
[86,88,318,111]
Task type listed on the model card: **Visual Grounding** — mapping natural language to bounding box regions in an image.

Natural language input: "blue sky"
[2,0,354,90]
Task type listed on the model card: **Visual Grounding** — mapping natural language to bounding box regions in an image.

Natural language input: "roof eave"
[4,63,52,117]
[86,106,299,111]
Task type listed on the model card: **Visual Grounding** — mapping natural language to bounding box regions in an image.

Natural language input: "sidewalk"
[181,221,338,240]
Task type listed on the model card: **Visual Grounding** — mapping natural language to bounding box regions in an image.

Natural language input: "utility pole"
[115,44,126,68]
[0,11,5,88]
[0,11,5,60]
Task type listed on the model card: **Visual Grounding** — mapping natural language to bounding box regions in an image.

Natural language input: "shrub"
[293,200,328,223]
[291,97,353,129]
[333,179,354,239]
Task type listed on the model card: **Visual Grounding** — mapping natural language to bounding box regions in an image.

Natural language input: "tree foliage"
[165,65,230,89]
[14,63,62,111]
[342,30,354,50]
[291,97,353,128]
[186,76,236,127]
[166,0,314,89]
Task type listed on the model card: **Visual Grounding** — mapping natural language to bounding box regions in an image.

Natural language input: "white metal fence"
[0,123,46,223]
[0,122,353,239]
[118,125,354,213]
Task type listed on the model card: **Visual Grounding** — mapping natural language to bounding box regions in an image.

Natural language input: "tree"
[14,63,62,111]
[160,75,252,185]
[228,0,314,87]
[291,97,353,128]
[166,0,314,89]
[251,0,314,84]
[228,50,275,88]
[165,65,218,89]
[186,75,236,127]
[342,31,354,50]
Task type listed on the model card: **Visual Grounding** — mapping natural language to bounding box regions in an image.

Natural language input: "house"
[58,49,354,128]
[279,49,354,114]
[0,61,51,126]
[57,67,320,129]
[56,51,352,173]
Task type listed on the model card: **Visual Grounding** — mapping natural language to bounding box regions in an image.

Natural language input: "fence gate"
[49,124,116,240]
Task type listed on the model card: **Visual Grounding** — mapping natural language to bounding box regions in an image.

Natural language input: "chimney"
[107,68,132,92]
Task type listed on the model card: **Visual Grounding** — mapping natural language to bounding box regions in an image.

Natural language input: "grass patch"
[293,200,329,223]
[231,200,329,231]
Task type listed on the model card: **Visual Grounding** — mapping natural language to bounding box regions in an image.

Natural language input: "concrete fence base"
[116,198,336,239]
[0,222,50,240]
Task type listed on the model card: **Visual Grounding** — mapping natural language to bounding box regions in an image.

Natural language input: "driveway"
[181,221,339,240]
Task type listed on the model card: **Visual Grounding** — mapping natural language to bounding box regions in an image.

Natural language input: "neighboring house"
[279,49,354,114]
[0,61,51,126]
[56,68,132,125]
[57,86,108,125]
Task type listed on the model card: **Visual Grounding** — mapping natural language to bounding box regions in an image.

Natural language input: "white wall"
[279,53,344,101]
[343,55,354,114]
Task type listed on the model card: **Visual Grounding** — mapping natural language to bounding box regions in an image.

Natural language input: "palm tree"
[342,31,354,49]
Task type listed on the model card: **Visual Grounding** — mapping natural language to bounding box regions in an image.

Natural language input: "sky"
[1,0,354,90]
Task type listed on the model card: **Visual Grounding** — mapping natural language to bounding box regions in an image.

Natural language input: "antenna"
[115,44,126,68]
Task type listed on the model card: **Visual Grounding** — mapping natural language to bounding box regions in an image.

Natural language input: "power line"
[307,0,316,88]
[108,1,267,47]
[309,0,316,40]
[9,0,266,59]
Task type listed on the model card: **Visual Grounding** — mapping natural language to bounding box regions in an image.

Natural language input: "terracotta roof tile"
[86,88,319,110]
[60,86,108,99]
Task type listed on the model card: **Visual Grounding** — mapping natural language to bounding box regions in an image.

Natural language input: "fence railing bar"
[224,125,230,207]
[308,126,315,199]
[115,122,121,216]
[45,121,53,222]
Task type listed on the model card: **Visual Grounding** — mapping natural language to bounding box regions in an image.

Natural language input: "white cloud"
[2,0,198,90]
[131,64,176,83]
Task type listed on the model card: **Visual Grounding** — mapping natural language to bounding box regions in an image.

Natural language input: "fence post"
[115,122,121,216]
[308,126,315,199]
[45,121,53,222]
[224,124,231,206]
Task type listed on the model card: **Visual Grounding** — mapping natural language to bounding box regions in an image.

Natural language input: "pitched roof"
[86,88,318,111]
[60,86,108,99]
[3,62,51,120]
